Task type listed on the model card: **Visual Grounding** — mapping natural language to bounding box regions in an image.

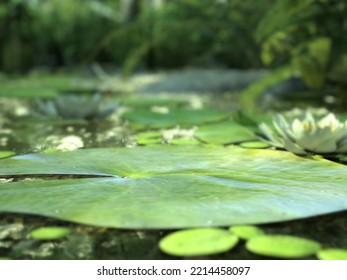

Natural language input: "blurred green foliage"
[256,0,347,98]
[2,0,346,105]
[0,0,119,72]
[122,0,271,73]
[0,0,273,73]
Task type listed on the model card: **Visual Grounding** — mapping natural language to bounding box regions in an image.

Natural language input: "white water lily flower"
[33,93,117,120]
[259,112,347,155]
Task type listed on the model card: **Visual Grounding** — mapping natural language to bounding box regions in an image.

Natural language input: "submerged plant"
[33,93,117,120]
[259,112,347,155]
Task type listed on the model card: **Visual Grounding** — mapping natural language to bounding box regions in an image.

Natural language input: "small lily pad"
[195,121,256,145]
[30,226,71,240]
[159,228,239,257]
[170,138,201,146]
[135,131,162,145]
[229,225,264,240]
[317,248,347,260]
[239,141,270,149]
[246,235,321,259]
[0,151,15,159]
[120,96,189,108]
[122,108,229,129]
[0,75,97,98]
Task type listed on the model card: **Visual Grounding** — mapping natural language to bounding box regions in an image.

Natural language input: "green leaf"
[239,66,294,112]
[195,121,256,145]
[120,96,189,108]
[0,151,15,159]
[122,108,229,129]
[292,55,325,89]
[229,225,264,240]
[317,248,347,260]
[135,131,163,145]
[1,146,347,229]
[329,54,347,85]
[30,226,71,240]
[246,235,321,258]
[159,228,238,257]
[170,138,201,146]
[0,75,97,98]
[239,141,270,149]
[256,0,322,42]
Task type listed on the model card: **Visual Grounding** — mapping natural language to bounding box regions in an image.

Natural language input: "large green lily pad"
[0,75,97,98]
[0,146,347,229]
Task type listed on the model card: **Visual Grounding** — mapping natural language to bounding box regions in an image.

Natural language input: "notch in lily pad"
[159,228,239,257]
[246,235,321,259]
[30,226,71,240]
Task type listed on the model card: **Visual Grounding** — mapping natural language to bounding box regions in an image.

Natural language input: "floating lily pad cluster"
[1,88,347,260]
[159,226,347,260]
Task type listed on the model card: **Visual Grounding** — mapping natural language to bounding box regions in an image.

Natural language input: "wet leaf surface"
[1,146,347,229]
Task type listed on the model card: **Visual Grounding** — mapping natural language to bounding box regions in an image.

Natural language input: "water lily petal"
[318,113,339,128]
[258,123,283,147]
[261,112,347,155]
[45,100,59,117]
[305,127,335,152]
[295,126,322,151]
[304,111,314,120]
[304,112,316,126]
[282,138,308,155]
[55,95,76,118]
[331,130,345,143]
[291,119,305,138]
[313,140,337,153]
[273,115,295,142]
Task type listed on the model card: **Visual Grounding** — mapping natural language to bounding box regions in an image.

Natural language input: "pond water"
[1,72,347,260]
